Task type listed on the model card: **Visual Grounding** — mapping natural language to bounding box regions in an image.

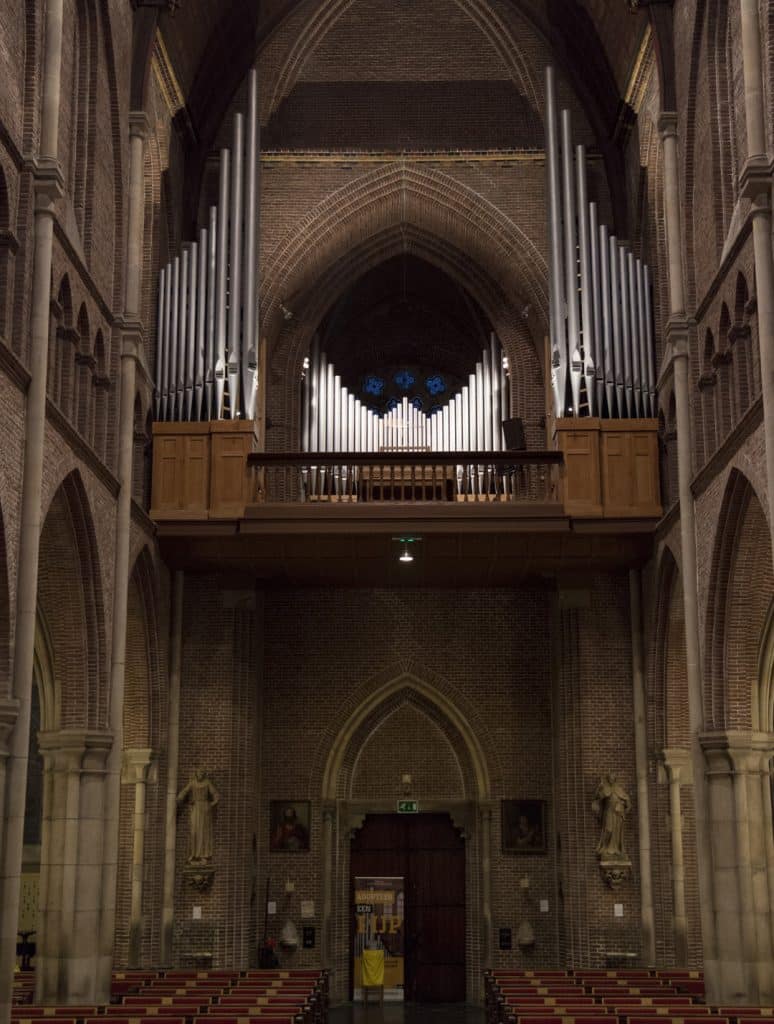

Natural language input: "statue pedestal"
[183,864,215,891]
[598,857,631,889]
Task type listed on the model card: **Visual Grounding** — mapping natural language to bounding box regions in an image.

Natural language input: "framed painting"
[502,799,547,854]
[269,801,311,852]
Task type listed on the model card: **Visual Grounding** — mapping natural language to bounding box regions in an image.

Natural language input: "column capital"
[657,319,691,390]
[661,746,692,783]
[38,728,113,772]
[122,746,156,784]
[657,111,679,140]
[128,111,152,141]
[0,696,20,757]
[740,156,774,203]
[700,729,774,773]
[25,157,65,210]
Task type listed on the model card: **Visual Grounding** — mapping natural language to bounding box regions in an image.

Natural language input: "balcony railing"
[247,450,564,505]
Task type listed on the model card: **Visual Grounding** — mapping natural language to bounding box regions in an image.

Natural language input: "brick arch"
[264,168,547,447]
[268,227,543,450]
[262,163,548,337]
[319,667,496,801]
[705,469,774,729]
[268,0,540,121]
[37,470,108,730]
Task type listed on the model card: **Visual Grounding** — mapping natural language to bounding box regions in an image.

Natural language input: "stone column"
[98,110,151,991]
[658,111,717,996]
[701,731,774,1004]
[629,569,655,964]
[479,802,493,978]
[320,802,336,971]
[0,0,65,1014]
[161,571,184,964]
[738,0,774,557]
[35,730,112,1004]
[123,748,154,967]
[661,748,691,965]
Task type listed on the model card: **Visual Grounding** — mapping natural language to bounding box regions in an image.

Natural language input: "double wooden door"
[350,813,466,1003]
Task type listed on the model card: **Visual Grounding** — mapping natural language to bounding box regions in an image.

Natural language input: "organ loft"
[0,0,773,1019]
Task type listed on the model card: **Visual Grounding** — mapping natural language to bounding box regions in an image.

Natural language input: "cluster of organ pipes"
[301,335,510,455]
[545,66,656,420]
[154,69,261,423]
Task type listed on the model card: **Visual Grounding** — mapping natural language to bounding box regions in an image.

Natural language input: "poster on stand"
[353,876,405,1002]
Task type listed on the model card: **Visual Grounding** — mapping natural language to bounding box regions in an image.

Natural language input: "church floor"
[330,1003,485,1022]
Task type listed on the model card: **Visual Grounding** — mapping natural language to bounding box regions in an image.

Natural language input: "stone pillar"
[701,731,774,1003]
[661,748,690,965]
[479,802,493,977]
[35,730,112,1004]
[0,0,65,1013]
[320,803,336,971]
[738,0,774,560]
[629,569,655,964]
[657,111,717,996]
[99,110,151,991]
[122,748,154,967]
[161,571,184,965]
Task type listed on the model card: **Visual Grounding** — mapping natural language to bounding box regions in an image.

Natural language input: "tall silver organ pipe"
[155,266,166,420]
[155,68,262,422]
[545,66,567,419]
[300,339,510,455]
[545,65,657,419]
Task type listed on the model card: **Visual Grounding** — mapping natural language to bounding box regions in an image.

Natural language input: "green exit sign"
[397,800,419,814]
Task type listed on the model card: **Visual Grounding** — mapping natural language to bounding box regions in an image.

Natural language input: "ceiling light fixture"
[399,544,414,564]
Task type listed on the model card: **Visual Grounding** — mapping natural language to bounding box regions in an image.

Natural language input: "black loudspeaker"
[502,417,526,450]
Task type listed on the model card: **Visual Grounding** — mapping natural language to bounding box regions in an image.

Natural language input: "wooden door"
[350,813,465,1003]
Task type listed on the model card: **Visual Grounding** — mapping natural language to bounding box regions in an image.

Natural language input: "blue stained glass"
[364,375,386,396]
[412,396,424,411]
[394,370,415,390]
[386,397,399,412]
[425,374,446,396]
[429,405,443,416]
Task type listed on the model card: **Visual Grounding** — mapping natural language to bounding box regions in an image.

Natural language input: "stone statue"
[177,768,220,864]
[592,772,631,860]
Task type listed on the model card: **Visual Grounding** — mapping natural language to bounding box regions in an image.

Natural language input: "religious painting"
[502,799,547,854]
[269,801,311,852]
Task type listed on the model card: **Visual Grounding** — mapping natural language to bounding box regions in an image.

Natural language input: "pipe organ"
[301,335,510,454]
[154,69,261,423]
[546,66,656,420]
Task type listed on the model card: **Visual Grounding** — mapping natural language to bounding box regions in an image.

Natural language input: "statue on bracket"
[592,772,632,889]
[178,768,220,889]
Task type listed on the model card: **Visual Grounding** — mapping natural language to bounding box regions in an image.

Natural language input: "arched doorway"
[320,672,492,1004]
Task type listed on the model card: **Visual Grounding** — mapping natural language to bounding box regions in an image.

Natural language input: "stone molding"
[661,746,692,784]
[37,728,113,773]
[121,746,156,784]
[700,730,774,776]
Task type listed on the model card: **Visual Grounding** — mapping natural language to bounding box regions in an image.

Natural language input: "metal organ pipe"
[168,257,180,422]
[576,144,596,416]
[242,69,260,421]
[185,241,198,422]
[545,66,567,418]
[609,236,624,416]
[227,112,244,416]
[619,245,633,417]
[155,267,166,420]
[561,110,582,416]
[205,207,217,421]
[627,252,643,417]
[215,148,230,420]
[162,262,172,421]
[599,224,615,416]
[195,229,207,421]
